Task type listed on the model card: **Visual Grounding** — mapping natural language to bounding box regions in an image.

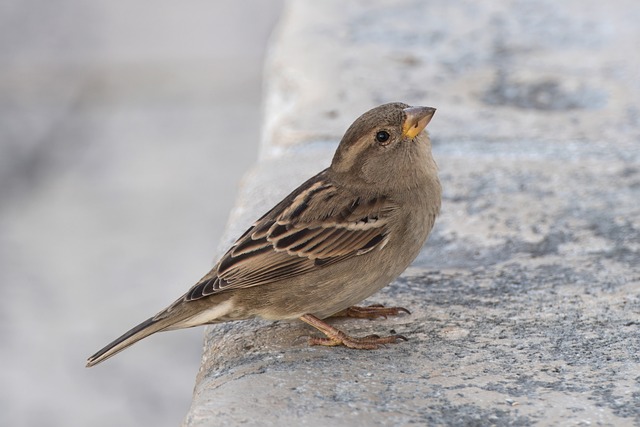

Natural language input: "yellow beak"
[402,106,436,138]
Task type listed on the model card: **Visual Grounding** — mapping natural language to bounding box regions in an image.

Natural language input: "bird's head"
[330,102,437,192]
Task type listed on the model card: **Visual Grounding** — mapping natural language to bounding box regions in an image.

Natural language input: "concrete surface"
[184,0,640,426]
[0,2,282,426]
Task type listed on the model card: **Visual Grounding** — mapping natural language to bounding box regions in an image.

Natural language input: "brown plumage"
[86,102,441,367]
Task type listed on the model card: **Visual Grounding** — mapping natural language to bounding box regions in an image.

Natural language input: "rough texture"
[185,0,640,425]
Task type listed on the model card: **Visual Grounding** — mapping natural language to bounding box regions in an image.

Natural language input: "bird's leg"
[300,314,407,349]
[329,304,410,320]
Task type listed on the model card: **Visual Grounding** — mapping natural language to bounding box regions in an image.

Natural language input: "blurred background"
[0,1,282,426]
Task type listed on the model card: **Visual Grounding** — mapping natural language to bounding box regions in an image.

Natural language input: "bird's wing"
[185,171,398,301]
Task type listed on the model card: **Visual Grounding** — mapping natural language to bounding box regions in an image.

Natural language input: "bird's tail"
[86,315,169,367]
[86,293,231,367]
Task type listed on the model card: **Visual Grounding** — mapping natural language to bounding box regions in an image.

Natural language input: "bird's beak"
[402,106,436,138]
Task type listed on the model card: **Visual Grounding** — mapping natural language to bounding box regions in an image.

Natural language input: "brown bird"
[86,102,441,367]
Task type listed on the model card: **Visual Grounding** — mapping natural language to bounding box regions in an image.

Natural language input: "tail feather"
[86,293,232,367]
[86,316,167,367]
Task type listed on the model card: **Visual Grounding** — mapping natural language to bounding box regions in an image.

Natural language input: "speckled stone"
[184,0,640,425]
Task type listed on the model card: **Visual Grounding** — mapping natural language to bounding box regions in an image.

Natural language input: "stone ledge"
[184,1,640,425]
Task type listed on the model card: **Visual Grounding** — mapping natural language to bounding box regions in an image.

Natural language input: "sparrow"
[86,102,441,367]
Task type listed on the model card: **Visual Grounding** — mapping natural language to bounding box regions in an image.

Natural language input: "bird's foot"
[331,304,410,319]
[300,314,407,350]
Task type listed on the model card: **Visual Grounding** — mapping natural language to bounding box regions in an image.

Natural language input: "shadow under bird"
[86,102,441,367]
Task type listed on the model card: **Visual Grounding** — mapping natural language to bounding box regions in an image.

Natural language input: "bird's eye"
[375,130,390,145]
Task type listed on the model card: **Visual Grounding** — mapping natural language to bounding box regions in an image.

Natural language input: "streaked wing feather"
[185,170,398,301]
